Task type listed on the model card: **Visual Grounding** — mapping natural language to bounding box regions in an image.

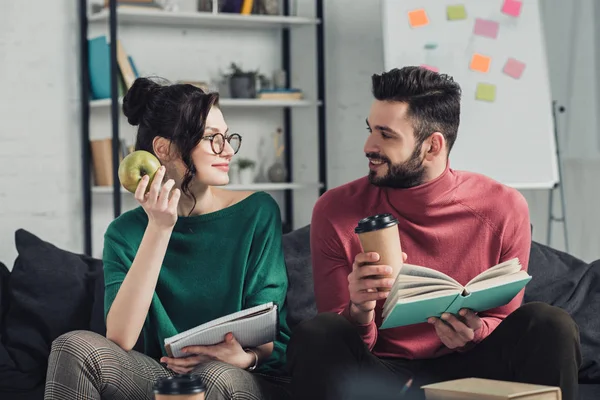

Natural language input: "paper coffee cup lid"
[154,374,206,395]
[354,213,399,233]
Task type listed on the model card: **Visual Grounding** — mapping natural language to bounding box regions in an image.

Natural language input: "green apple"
[118,150,162,193]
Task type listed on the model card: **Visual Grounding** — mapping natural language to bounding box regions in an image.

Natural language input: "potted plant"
[227,62,259,99]
[236,158,256,185]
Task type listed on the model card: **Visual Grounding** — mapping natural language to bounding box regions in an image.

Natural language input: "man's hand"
[160,333,255,373]
[428,309,482,349]
[348,251,408,324]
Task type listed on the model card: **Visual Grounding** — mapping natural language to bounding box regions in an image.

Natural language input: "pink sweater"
[310,164,531,359]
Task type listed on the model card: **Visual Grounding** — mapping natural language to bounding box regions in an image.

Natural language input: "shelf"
[92,182,322,194]
[88,8,320,29]
[90,98,320,109]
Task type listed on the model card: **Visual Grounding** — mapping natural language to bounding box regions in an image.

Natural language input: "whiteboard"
[381,0,558,189]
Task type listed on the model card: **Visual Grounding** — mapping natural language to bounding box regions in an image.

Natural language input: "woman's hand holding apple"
[135,166,181,229]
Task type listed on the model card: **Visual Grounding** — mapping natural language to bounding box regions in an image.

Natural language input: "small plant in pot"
[236,158,256,185]
[227,63,259,99]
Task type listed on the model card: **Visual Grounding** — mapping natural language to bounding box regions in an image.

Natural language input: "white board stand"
[547,101,569,253]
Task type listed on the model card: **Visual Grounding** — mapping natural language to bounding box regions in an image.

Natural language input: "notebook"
[380,258,531,329]
[164,302,278,358]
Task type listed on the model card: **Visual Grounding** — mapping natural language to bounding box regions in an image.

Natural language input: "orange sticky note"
[470,53,491,73]
[408,9,429,28]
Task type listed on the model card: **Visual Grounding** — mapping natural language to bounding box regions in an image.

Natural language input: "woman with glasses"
[44,77,292,400]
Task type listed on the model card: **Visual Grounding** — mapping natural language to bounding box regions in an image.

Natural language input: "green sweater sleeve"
[102,228,130,321]
[243,195,292,373]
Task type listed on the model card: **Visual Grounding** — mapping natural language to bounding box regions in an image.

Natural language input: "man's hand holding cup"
[348,214,406,324]
[348,251,408,324]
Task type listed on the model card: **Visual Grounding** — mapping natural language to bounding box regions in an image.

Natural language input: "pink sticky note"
[420,64,439,73]
[503,58,526,79]
[473,18,499,39]
[502,0,522,17]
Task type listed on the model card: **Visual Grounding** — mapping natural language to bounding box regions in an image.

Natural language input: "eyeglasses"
[202,133,242,155]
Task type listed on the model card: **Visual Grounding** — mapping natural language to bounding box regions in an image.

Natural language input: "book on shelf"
[90,139,132,187]
[380,258,531,329]
[164,302,279,358]
[88,36,139,100]
[422,378,561,400]
[257,89,303,100]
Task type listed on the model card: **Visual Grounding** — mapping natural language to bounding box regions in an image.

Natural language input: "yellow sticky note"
[408,9,429,28]
[470,53,491,73]
[447,5,467,20]
[476,83,496,102]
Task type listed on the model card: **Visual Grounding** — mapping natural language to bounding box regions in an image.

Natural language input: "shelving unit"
[78,0,327,256]
[92,182,324,194]
[90,97,321,108]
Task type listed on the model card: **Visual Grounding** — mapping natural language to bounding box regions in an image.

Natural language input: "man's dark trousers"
[286,302,581,400]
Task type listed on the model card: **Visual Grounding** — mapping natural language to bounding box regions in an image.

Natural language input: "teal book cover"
[88,36,111,100]
[380,275,531,330]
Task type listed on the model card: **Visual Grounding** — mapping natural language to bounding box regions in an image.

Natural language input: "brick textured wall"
[0,0,82,268]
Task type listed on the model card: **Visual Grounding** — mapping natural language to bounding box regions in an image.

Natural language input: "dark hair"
[371,66,462,153]
[122,77,220,211]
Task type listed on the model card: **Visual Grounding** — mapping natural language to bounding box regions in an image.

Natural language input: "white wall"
[324,0,600,262]
[0,0,83,268]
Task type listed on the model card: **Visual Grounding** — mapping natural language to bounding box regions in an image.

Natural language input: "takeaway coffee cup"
[354,213,403,291]
[154,374,206,400]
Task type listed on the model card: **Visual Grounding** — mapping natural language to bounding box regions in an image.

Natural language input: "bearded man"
[284,66,581,400]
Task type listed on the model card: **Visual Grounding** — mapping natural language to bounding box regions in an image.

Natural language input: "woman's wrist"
[243,348,258,371]
[147,220,175,235]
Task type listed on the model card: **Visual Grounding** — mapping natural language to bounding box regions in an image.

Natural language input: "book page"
[399,263,461,286]
[465,258,522,287]
[382,285,459,318]
[164,302,274,345]
[466,270,531,292]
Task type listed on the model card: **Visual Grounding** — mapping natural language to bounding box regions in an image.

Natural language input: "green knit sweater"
[102,191,291,375]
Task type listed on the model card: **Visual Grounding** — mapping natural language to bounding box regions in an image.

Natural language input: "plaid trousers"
[44,330,291,400]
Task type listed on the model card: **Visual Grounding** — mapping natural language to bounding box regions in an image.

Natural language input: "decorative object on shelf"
[272,69,287,89]
[225,63,259,99]
[267,128,287,183]
[197,0,280,15]
[236,158,256,185]
[255,0,280,15]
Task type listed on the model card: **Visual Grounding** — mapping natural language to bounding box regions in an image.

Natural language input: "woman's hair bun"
[122,77,161,126]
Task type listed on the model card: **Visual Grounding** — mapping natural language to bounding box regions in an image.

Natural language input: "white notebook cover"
[164,302,279,358]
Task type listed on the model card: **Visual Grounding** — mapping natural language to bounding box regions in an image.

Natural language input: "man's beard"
[367,144,426,189]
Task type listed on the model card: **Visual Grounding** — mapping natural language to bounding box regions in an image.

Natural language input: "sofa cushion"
[525,241,600,383]
[0,229,103,392]
[282,225,317,330]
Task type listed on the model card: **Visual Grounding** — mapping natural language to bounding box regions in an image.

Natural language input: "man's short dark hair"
[371,66,462,153]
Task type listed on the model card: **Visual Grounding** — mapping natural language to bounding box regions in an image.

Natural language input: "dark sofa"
[1,226,600,399]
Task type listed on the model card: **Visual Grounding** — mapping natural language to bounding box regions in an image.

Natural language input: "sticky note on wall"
[408,9,429,28]
[476,83,496,102]
[447,5,467,21]
[473,18,499,39]
[470,54,491,73]
[503,58,526,79]
[502,0,522,17]
[420,64,439,73]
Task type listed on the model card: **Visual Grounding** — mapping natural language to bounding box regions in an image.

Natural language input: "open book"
[380,258,531,329]
[164,302,278,358]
